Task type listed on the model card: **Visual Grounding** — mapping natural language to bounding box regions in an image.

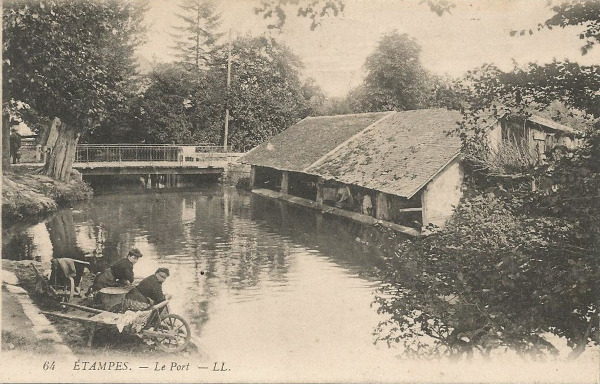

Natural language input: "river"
[2,185,597,382]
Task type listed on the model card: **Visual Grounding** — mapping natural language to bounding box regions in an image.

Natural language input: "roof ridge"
[303,111,395,172]
[422,143,461,147]
[304,111,392,119]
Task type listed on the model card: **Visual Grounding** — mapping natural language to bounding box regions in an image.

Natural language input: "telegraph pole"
[223,29,232,152]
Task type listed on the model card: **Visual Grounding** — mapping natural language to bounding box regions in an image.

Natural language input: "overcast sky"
[138,0,600,97]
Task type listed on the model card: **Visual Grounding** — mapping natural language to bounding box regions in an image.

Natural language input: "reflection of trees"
[2,229,35,260]
[176,187,294,337]
[373,195,599,360]
[46,211,86,261]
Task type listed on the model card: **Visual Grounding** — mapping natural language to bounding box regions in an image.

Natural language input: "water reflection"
[3,185,598,381]
[4,186,392,352]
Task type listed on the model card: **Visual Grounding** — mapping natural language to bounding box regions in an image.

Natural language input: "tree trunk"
[2,114,12,170]
[45,117,61,151]
[44,119,80,181]
[568,314,596,360]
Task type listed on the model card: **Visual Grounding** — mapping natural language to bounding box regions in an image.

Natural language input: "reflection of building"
[240,109,464,233]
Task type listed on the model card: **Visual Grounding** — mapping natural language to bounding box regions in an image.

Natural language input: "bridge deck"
[74,161,229,175]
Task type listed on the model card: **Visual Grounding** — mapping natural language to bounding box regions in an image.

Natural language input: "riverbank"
[2,167,93,226]
[2,260,75,360]
[1,259,204,359]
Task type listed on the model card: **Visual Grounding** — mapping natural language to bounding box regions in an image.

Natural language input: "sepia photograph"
[1,0,599,382]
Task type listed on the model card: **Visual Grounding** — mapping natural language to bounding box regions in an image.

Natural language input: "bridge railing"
[74,144,229,164]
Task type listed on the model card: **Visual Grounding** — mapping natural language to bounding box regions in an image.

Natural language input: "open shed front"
[249,162,463,234]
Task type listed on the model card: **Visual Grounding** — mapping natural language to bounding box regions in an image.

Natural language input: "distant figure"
[335,185,354,210]
[122,268,171,311]
[362,194,373,216]
[9,126,21,164]
[90,248,142,293]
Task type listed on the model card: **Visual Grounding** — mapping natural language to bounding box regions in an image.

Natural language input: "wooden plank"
[396,207,422,213]
[62,303,104,314]
[40,311,95,323]
[252,188,420,237]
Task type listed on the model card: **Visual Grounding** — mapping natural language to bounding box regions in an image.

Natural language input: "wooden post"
[375,192,390,220]
[249,166,256,189]
[280,171,289,194]
[316,177,324,204]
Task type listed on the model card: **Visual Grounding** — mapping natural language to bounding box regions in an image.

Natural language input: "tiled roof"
[239,112,391,172]
[527,114,578,134]
[241,109,462,198]
[306,109,462,198]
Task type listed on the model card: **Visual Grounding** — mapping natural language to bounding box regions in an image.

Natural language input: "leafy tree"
[2,0,146,180]
[132,64,202,144]
[315,96,353,116]
[207,35,316,151]
[374,192,599,359]
[117,36,322,150]
[373,57,600,360]
[350,31,433,112]
[299,77,327,116]
[171,0,224,71]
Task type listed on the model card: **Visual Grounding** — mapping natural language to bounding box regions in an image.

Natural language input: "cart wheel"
[155,314,191,353]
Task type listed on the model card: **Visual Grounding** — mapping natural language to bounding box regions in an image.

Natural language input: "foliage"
[451,62,599,186]
[315,96,353,116]
[134,64,199,144]
[3,0,147,130]
[374,33,600,361]
[97,35,324,150]
[374,192,599,360]
[511,0,600,55]
[3,0,147,180]
[254,0,345,30]
[207,35,320,151]
[254,0,457,30]
[350,31,430,112]
[171,0,224,71]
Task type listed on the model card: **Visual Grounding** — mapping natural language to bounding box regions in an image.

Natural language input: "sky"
[138,0,600,97]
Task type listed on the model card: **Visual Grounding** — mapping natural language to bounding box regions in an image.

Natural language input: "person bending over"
[122,268,171,311]
[90,248,142,293]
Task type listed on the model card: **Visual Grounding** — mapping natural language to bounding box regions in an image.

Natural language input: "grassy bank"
[2,167,93,226]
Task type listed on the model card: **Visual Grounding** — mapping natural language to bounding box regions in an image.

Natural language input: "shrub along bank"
[2,167,92,226]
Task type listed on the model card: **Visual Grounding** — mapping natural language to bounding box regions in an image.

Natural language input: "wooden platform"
[252,188,420,236]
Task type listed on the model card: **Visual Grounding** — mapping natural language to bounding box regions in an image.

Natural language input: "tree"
[207,35,315,151]
[351,31,432,112]
[171,0,224,71]
[2,0,147,180]
[133,64,212,144]
[374,58,599,360]
[374,192,599,359]
[299,77,326,117]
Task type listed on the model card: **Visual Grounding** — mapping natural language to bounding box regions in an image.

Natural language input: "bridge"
[18,144,243,176]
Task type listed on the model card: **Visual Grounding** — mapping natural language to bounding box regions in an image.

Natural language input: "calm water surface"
[4,185,597,382]
[3,185,410,379]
